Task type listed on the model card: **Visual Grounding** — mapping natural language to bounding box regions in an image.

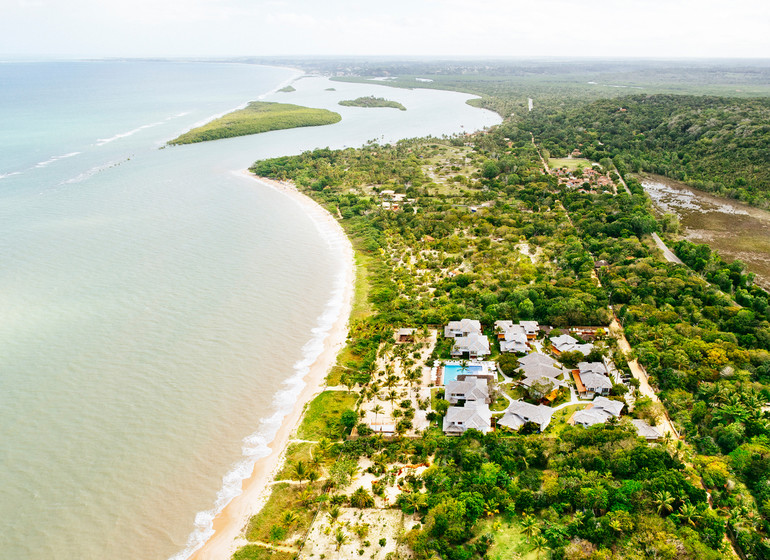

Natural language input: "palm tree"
[292,460,308,488]
[531,534,550,559]
[328,505,342,525]
[387,389,399,413]
[521,514,539,543]
[372,404,384,425]
[307,469,320,486]
[678,502,701,527]
[282,510,298,528]
[334,528,349,552]
[653,490,675,516]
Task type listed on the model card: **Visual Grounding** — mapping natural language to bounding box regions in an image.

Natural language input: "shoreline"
[187,173,355,560]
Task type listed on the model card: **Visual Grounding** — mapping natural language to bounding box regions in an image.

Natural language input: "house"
[573,396,625,427]
[550,334,593,356]
[444,319,482,338]
[519,363,565,393]
[519,321,540,339]
[395,328,415,343]
[495,321,528,354]
[450,333,490,358]
[632,419,663,440]
[577,362,608,376]
[443,402,492,435]
[518,352,559,369]
[573,370,613,399]
[498,400,554,432]
[369,423,396,435]
[445,376,490,405]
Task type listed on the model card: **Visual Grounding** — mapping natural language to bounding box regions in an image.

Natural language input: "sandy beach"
[189,173,355,560]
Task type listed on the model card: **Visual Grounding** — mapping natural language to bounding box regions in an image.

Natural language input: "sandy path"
[187,173,355,560]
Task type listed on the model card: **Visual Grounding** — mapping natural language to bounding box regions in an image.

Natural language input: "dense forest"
[523,95,770,207]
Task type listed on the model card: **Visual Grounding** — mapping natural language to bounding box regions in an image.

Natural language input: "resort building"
[518,352,559,369]
[632,419,663,440]
[519,321,540,339]
[572,396,625,427]
[550,333,594,356]
[394,328,415,344]
[450,333,490,358]
[443,402,492,435]
[495,321,528,353]
[498,400,554,432]
[577,361,608,377]
[445,376,490,405]
[573,368,613,399]
[444,319,483,338]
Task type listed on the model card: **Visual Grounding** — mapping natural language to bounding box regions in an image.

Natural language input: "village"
[277,318,665,560]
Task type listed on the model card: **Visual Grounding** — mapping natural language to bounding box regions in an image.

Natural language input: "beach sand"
[189,173,354,560]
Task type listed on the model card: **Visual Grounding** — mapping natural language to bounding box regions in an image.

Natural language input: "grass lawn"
[245,482,318,544]
[491,395,509,412]
[546,403,588,436]
[477,519,542,560]
[505,385,527,401]
[275,442,315,480]
[549,157,592,171]
[297,391,358,440]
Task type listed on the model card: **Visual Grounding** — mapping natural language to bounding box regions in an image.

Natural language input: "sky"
[2,0,769,59]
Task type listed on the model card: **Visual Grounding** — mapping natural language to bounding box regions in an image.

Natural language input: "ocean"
[0,60,500,560]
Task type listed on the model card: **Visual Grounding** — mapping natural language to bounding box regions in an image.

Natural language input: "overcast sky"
[2,0,769,59]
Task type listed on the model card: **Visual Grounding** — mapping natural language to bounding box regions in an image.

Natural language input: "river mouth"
[641,173,770,291]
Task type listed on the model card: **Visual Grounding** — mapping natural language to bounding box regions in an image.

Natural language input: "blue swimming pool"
[443,363,484,385]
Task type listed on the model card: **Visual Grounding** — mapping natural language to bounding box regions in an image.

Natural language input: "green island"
[339,96,407,111]
[228,59,770,560]
[279,85,297,92]
[167,101,341,145]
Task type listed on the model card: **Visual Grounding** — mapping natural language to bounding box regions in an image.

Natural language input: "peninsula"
[168,101,341,145]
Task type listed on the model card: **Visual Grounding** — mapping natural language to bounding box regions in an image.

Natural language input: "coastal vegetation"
[339,96,406,111]
[236,118,770,559]
[167,102,341,145]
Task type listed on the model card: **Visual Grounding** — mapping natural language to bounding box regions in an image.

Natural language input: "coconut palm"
[334,529,349,552]
[678,502,701,527]
[653,490,675,516]
[292,460,309,488]
[521,514,539,543]
[328,505,342,524]
[531,534,550,559]
[372,404,385,425]
[282,510,298,528]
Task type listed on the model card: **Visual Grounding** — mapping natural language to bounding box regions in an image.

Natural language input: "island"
[338,96,406,111]
[167,101,341,145]
[278,85,296,92]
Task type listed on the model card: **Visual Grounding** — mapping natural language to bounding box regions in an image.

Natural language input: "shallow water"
[0,60,500,560]
[642,174,770,289]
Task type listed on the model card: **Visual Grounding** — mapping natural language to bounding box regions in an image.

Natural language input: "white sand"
[189,173,355,560]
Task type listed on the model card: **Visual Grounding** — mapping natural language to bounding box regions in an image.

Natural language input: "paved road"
[651,232,684,264]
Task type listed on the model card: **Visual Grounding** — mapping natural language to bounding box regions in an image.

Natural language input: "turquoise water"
[0,61,500,560]
[443,364,484,385]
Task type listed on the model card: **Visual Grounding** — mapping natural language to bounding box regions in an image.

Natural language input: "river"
[642,174,770,290]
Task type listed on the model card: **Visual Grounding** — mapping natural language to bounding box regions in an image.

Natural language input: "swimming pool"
[443,363,484,385]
